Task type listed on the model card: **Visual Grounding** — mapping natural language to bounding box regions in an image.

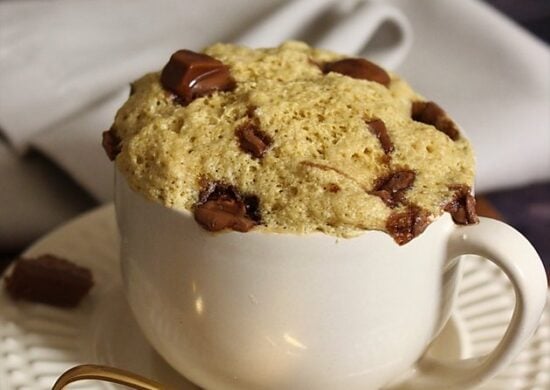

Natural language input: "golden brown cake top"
[106,41,476,243]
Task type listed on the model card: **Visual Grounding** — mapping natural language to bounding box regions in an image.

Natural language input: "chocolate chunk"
[325,183,341,193]
[411,101,460,141]
[371,170,416,207]
[194,182,260,232]
[198,181,235,204]
[4,255,94,308]
[102,128,121,161]
[236,121,272,158]
[367,119,394,155]
[444,186,479,225]
[243,194,262,223]
[195,199,257,232]
[161,49,235,105]
[386,206,431,245]
[323,58,390,86]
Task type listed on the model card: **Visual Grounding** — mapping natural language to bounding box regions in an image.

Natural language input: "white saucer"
[0,205,548,390]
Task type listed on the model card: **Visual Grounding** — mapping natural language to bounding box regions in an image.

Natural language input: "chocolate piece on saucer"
[4,254,94,308]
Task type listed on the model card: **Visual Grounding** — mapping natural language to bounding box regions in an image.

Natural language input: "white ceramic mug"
[237,0,413,70]
[115,173,547,390]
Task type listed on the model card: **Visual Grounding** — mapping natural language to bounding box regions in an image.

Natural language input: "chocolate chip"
[323,58,390,86]
[371,170,416,207]
[411,101,460,141]
[243,194,262,223]
[367,119,394,155]
[325,183,341,193]
[4,255,94,308]
[195,199,257,232]
[236,121,272,158]
[102,127,121,161]
[386,206,431,245]
[194,182,260,232]
[129,83,136,96]
[444,186,479,225]
[198,181,237,204]
[161,49,235,105]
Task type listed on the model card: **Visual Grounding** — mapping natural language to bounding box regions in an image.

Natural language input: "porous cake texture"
[109,41,475,242]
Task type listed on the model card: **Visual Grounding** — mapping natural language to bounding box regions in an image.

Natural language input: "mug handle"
[392,217,548,390]
[52,364,168,390]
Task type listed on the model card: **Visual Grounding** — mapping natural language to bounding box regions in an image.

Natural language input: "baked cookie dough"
[105,41,476,243]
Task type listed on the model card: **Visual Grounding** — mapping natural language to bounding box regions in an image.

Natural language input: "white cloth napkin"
[0,0,549,247]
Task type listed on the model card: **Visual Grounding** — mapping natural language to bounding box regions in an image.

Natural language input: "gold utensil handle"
[52,364,168,390]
